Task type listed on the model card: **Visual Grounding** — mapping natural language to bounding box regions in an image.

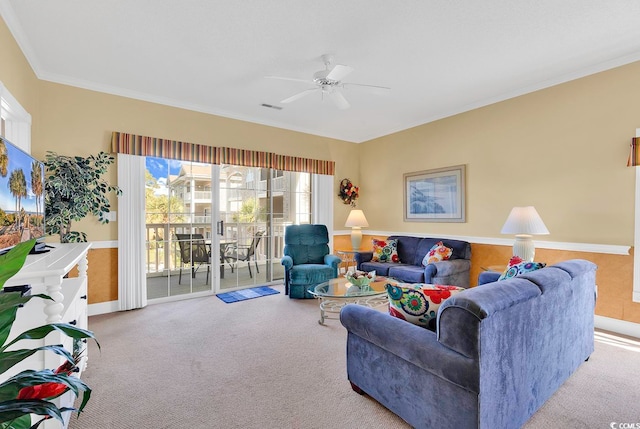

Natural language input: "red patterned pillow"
[386,282,465,330]
[421,241,453,266]
[371,238,399,263]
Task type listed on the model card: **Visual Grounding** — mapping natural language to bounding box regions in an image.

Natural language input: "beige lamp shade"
[345,210,369,250]
[345,210,369,228]
[501,206,549,262]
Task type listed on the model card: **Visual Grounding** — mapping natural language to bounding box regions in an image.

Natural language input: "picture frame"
[403,165,466,222]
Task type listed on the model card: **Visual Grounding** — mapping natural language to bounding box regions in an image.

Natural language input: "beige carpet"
[69,285,640,429]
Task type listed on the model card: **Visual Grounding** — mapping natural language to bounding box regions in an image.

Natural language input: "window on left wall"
[0,81,31,152]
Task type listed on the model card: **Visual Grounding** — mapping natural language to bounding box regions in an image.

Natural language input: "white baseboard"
[595,315,640,339]
[88,300,119,316]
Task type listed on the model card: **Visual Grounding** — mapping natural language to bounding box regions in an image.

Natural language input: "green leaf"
[0,399,65,426]
[0,240,36,290]
[0,345,73,376]
[3,324,98,351]
[0,369,91,406]
[0,414,31,429]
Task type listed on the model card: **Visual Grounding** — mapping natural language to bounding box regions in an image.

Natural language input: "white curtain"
[117,154,147,310]
[313,174,334,249]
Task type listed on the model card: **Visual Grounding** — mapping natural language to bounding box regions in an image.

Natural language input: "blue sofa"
[355,236,471,287]
[340,259,596,429]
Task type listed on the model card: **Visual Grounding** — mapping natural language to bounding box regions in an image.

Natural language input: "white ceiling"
[3,1,640,143]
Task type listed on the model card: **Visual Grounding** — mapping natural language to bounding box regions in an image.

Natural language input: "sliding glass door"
[145,158,215,300]
[145,158,312,300]
[218,165,311,291]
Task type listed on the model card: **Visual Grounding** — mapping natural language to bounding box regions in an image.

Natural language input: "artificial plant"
[44,151,121,243]
[0,240,98,429]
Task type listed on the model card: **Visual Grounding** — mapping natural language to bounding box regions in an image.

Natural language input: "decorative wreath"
[338,178,359,207]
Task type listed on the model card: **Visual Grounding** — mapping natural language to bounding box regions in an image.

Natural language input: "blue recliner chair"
[281,224,341,299]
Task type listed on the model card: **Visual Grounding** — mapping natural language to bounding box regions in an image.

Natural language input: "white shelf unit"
[3,242,91,429]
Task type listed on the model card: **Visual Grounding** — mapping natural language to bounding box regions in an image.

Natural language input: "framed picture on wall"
[403,165,466,222]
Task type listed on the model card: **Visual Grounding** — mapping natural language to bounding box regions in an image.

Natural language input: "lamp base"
[513,234,535,262]
[350,228,362,251]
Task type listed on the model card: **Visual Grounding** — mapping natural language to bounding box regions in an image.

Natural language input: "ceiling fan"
[265,54,390,110]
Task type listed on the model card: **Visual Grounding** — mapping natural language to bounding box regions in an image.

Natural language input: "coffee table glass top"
[311,276,391,298]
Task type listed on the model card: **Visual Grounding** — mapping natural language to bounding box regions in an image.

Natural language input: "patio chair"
[175,233,211,284]
[224,230,265,278]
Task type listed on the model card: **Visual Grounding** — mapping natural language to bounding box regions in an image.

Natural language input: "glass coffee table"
[309,276,391,325]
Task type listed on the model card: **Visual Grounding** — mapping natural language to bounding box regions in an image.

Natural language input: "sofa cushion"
[360,261,392,276]
[498,261,546,281]
[413,237,471,266]
[388,265,426,283]
[422,241,453,266]
[289,264,335,285]
[371,238,399,263]
[386,282,465,331]
[388,236,423,265]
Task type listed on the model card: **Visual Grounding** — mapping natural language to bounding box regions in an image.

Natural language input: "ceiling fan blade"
[281,88,318,104]
[343,82,391,95]
[326,64,354,82]
[329,90,350,110]
[265,76,313,84]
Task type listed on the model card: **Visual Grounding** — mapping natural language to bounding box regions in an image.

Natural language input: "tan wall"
[33,81,360,241]
[0,16,40,132]
[357,64,637,244]
[356,64,640,324]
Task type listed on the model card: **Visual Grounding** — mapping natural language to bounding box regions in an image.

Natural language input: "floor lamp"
[500,206,549,262]
[345,209,369,250]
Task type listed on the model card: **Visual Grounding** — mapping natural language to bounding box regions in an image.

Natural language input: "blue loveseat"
[340,259,597,428]
[355,236,471,287]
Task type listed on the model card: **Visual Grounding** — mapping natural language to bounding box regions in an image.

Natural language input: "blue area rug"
[216,286,280,303]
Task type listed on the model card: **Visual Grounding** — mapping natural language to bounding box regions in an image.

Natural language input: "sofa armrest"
[354,252,373,269]
[281,255,293,270]
[424,259,471,284]
[340,304,479,392]
[478,271,501,285]
[324,254,341,270]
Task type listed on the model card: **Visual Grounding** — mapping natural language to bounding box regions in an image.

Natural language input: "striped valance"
[111,132,216,163]
[628,137,640,167]
[111,132,334,175]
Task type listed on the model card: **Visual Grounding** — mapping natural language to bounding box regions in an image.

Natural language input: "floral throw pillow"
[498,260,546,281]
[386,282,465,331]
[371,238,399,263]
[421,241,453,266]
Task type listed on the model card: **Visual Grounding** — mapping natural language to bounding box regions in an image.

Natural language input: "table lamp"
[345,209,369,250]
[500,206,549,262]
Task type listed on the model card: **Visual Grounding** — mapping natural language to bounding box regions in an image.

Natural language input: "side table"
[481,264,506,273]
[336,249,361,274]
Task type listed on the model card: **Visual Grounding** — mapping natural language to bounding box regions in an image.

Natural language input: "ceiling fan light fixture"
[266,54,389,110]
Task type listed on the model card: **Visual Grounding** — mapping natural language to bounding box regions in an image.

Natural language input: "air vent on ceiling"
[261,103,283,110]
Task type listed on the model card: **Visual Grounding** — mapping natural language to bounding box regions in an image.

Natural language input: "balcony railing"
[183,191,212,201]
[145,221,289,276]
